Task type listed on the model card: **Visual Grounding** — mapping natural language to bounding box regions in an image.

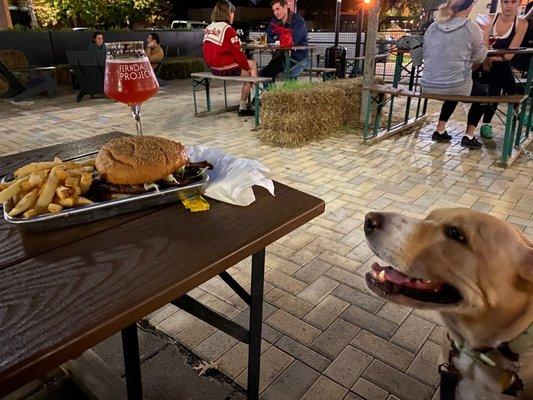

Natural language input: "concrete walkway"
[0,79,531,400]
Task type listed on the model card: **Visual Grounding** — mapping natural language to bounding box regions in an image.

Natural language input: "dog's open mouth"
[366,263,462,304]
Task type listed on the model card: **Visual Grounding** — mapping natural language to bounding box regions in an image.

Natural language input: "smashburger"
[95,135,193,196]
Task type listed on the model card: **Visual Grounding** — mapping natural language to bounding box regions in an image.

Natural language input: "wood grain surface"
[0,133,325,397]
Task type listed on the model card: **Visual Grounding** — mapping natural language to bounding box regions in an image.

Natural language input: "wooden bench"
[304,67,337,82]
[363,84,530,167]
[191,72,272,128]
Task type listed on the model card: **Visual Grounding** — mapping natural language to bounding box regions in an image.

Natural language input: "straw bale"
[0,50,29,70]
[323,77,364,128]
[0,76,8,94]
[259,83,347,147]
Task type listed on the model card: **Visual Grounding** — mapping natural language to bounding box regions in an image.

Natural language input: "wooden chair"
[66,50,105,102]
[0,51,56,102]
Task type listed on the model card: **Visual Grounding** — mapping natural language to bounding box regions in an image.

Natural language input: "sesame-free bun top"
[95,136,189,185]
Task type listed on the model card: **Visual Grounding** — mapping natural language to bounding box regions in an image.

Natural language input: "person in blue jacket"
[259,0,308,80]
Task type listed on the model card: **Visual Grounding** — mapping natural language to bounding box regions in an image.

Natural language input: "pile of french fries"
[0,157,96,219]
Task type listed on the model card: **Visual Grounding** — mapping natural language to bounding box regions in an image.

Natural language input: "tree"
[34,0,171,28]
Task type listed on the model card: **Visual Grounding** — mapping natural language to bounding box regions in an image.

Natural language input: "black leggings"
[483,62,518,124]
[439,81,486,127]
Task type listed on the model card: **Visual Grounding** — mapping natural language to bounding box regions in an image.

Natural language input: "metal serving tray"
[2,172,209,232]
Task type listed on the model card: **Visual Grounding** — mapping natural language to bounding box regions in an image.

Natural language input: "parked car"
[171,20,208,30]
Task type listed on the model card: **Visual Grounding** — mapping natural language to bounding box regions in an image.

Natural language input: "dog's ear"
[518,248,533,282]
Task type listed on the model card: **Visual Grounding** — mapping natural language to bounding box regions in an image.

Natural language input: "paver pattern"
[1,80,531,400]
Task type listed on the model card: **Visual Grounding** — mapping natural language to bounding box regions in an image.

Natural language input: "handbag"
[270,23,293,48]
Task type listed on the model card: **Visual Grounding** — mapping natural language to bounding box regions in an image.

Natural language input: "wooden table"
[0,132,325,400]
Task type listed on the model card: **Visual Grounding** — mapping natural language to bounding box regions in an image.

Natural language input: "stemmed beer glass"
[104,42,159,135]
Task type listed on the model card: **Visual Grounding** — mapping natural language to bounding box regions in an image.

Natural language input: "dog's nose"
[364,212,383,235]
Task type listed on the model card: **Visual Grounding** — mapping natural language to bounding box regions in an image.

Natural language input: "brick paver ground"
[1,79,531,400]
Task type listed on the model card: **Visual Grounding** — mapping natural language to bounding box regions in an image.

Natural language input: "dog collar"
[453,323,532,366]
[446,324,532,396]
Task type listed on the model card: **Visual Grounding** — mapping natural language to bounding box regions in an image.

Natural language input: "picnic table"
[486,48,533,157]
[244,44,314,81]
[0,132,325,400]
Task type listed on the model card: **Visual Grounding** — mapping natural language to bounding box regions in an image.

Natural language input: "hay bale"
[259,81,346,147]
[0,50,29,95]
[0,50,28,70]
[159,56,206,80]
[53,64,72,86]
[0,76,8,94]
[323,77,364,129]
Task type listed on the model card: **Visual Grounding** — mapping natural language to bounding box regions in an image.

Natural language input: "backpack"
[396,35,424,67]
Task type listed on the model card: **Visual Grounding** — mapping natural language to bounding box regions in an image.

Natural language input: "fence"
[0,30,204,66]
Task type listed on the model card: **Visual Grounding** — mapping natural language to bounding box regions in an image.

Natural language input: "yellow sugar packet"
[181,195,210,212]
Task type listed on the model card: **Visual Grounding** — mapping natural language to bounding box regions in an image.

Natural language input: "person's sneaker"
[237,108,255,117]
[460,136,482,149]
[431,130,452,142]
[480,124,494,139]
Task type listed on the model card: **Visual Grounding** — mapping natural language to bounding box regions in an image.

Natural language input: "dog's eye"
[445,226,467,244]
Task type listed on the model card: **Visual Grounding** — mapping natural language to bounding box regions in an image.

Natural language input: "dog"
[364,208,532,400]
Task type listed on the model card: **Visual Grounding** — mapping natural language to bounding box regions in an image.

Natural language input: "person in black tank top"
[479,0,528,139]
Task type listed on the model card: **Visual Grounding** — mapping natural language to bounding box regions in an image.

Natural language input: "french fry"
[76,196,93,206]
[80,172,92,194]
[35,167,60,212]
[55,185,75,200]
[80,166,94,173]
[48,203,63,213]
[79,158,96,167]
[0,177,27,203]
[58,196,76,208]
[14,162,57,178]
[28,171,44,187]
[8,188,38,217]
[55,168,69,181]
[14,161,83,178]
[21,181,34,192]
[74,185,82,196]
[12,193,20,207]
[64,177,80,188]
[22,208,38,219]
[0,183,10,191]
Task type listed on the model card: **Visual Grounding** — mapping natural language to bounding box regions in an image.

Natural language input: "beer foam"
[106,57,150,64]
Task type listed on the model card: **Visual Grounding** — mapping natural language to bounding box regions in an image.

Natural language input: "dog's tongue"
[371,263,442,291]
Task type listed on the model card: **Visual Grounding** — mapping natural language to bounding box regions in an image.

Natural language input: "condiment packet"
[181,195,210,212]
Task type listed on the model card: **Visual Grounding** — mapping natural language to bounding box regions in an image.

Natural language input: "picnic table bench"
[364,84,530,166]
[190,72,272,128]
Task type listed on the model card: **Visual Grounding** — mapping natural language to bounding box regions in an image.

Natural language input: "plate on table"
[2,157,210,231]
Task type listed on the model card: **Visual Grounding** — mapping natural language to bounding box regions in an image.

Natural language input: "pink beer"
[104,58,159,106]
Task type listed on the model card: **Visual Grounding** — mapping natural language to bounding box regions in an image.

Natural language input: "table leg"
[121,323,143,400]
[284,51,290,81]
[247,249,265,400]
[254,83,260,129]
[388,52,404,130]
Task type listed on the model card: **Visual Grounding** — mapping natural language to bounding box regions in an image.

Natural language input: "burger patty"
[90,162,213,201]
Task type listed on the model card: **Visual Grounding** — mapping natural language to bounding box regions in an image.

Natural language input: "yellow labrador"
[364,208,532,400]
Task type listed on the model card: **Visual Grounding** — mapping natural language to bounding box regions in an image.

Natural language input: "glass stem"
[131,104,143,136]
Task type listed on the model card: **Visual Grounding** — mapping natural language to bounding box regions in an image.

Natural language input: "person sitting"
[146,33,164,69]
[203,0,258,117]
[259,0,308,80]
[478,0,528,139]
[421,0,488,149]
[88,32,105,52]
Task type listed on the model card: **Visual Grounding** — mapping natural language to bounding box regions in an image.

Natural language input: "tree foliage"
[34,0,171,28]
